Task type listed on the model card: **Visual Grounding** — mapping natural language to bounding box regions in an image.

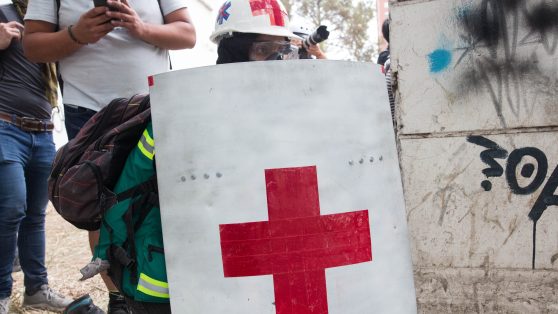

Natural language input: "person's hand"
[0,21,24,50]
[72,7,114,44]
[106,0,146,39]
[307,44,327,59]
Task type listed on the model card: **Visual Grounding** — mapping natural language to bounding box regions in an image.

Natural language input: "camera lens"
[302,25,330,49]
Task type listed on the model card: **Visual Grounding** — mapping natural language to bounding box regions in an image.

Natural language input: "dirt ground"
[9,204,109,313]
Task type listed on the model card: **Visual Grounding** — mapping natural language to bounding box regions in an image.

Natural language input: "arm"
[23,7,113,63]
[307,44,327,60]
[0,21,23,50]
[107,0,196,50]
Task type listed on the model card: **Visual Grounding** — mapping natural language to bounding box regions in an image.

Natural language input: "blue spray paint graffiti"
[428,49,452,73]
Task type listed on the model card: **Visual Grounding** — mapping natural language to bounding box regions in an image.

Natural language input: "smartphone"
[93,0,107,7]
[93,0,118,11]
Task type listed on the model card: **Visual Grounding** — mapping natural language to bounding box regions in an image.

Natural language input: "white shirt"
[25,0,187,111]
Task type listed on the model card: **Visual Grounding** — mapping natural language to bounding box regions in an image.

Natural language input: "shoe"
[64,294,106,314]
[0,297,10,314]
[22,284,73,312]
[108,292,129,314]
[12,254,21,273]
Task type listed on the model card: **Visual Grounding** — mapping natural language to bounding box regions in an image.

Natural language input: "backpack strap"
[55,0,60,26]
[55,0,63,92]
[106,244,130,295]
[123,188,158,283]
[157,0,163,18]
[134,192,159,231]
[104,174,158,285]
[116,175,157,203]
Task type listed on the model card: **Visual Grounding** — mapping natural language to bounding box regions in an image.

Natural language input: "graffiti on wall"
[467,135,558,269]
[427,0,558,127]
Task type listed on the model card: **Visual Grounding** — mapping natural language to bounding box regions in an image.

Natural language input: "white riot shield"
[149,61,416,314]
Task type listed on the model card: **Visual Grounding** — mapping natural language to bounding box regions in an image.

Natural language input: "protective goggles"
[249,40,299,61]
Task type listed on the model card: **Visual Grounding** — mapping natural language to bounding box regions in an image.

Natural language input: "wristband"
[68,25,86,45]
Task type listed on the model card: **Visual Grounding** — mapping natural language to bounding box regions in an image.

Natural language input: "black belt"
[0,111,54,132]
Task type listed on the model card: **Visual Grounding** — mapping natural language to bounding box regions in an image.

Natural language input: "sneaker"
[108,292,128,314]
[0,297,10,314]
[22,284,73,312]
[64,294,105,314]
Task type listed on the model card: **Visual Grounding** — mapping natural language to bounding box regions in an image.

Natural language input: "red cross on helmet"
[210,0,300,43]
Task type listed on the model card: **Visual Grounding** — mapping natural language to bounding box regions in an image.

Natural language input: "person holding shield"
[211,0,301,63]
[84,0,301,313]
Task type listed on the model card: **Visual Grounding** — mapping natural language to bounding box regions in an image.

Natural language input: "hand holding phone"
[103,0,147,39]
[93,0,118,11]
[70,5,114,44]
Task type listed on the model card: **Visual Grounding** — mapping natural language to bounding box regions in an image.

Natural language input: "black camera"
[302,25,330,50]
[297,25,330,59]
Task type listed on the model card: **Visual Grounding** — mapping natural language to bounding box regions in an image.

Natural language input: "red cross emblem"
[219,166,372,314]
[249,0,286,27]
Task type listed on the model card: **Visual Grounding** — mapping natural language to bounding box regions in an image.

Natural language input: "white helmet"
[210,0,300,43]
[289,17,312,37]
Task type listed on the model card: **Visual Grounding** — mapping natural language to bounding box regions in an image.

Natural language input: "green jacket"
[94,122,169,303]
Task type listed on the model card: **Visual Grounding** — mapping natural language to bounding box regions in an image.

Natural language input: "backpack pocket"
[134,237,169,303]
[58,152,117,230]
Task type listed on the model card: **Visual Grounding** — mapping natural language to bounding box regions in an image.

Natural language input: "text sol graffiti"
[467,136,558,269]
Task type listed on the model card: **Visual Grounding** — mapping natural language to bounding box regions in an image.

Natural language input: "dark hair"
[216,33,259,64]
[382,19,390,43]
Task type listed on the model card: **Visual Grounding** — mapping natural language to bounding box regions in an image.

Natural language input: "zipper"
[83,161,105,199]
[147,245,164,262]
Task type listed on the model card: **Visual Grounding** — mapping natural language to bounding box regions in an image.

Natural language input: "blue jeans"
[0,121,55,298]
[64,105,97,141]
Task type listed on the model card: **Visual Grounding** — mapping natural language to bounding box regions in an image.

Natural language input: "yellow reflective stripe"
[143,129,154,146]
[138,141,154,160]
[137,285,169,299]
[140,273,168,288]
[137,129,155,160]
[137,273,169,299]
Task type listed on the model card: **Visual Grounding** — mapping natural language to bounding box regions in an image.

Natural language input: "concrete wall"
[390,0,558,312]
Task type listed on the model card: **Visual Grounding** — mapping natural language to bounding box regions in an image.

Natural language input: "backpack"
[48,94,151,230]
[93,122,169,305]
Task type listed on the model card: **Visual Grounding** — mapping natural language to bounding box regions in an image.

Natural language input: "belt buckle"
[20,117,42,132]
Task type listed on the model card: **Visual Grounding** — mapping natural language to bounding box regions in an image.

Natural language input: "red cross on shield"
[219,166,373,314]
[249,0,286,27]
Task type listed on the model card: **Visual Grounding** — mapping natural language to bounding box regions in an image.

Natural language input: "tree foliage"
[284,0,375,61]
[283,0,294,16]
